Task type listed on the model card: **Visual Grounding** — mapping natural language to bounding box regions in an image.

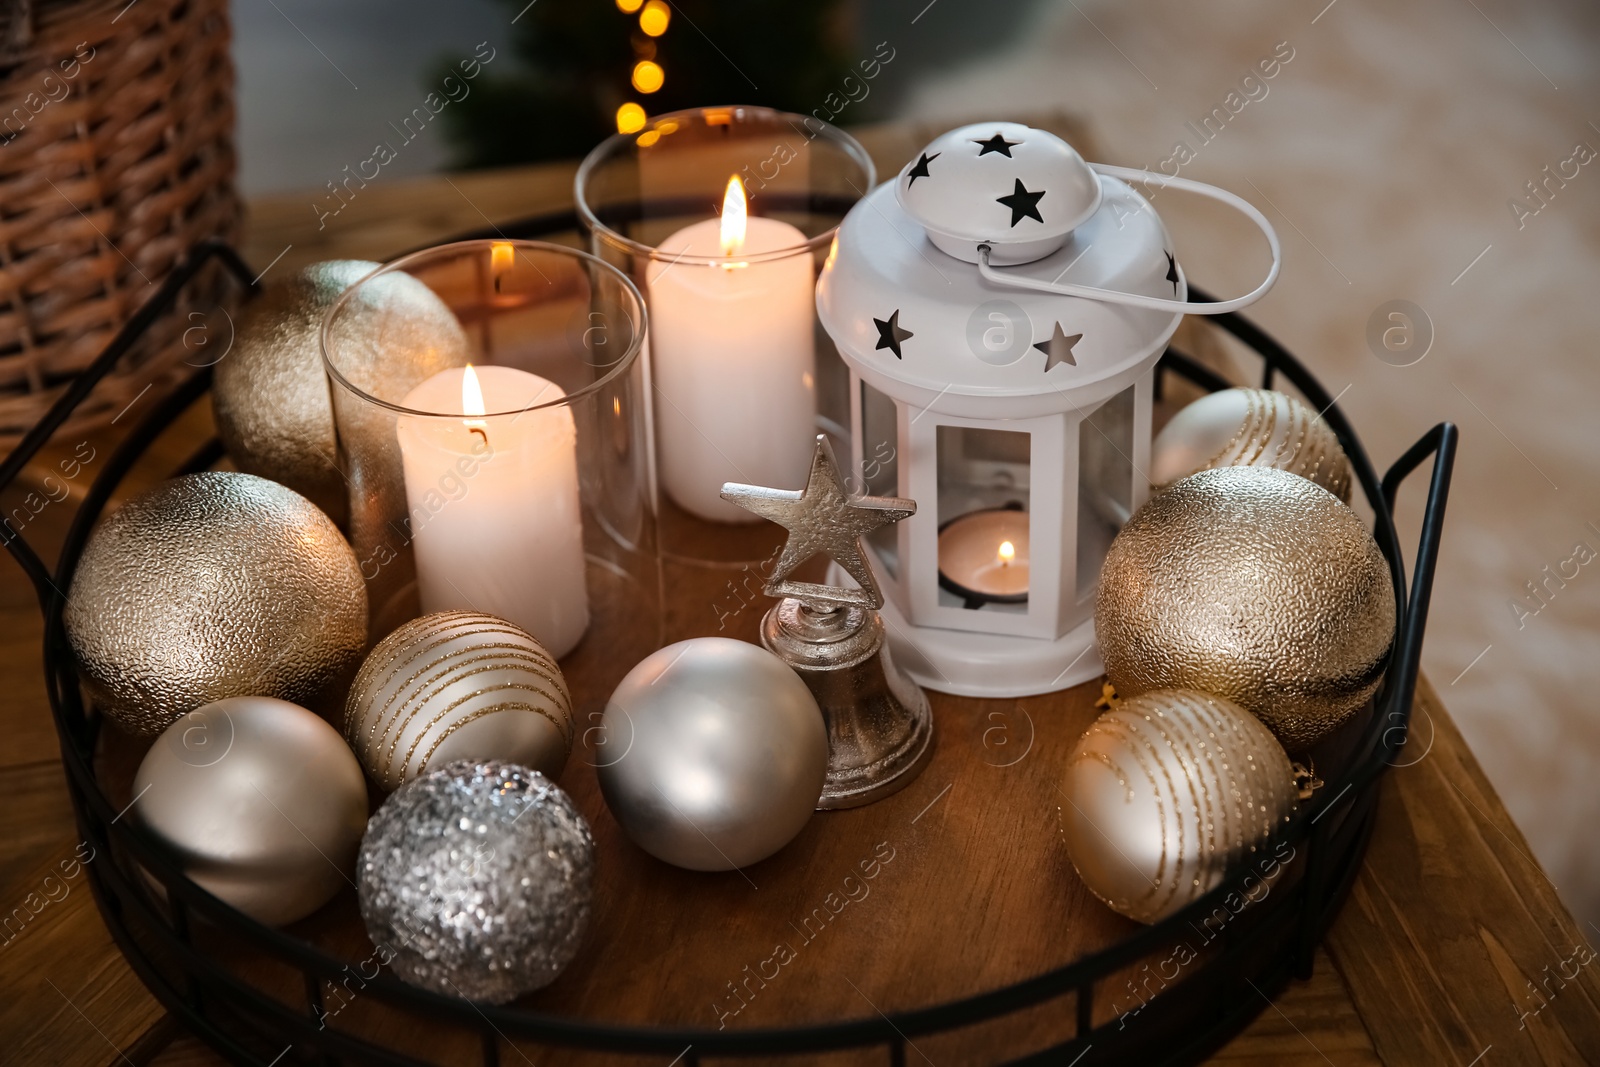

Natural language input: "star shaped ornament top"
[721,437,916,609]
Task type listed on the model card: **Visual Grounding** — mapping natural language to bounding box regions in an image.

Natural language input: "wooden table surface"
[1,114,1597,1066]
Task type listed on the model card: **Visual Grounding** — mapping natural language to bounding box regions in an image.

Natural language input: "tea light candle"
[647,175,816,522]
[396,365,590,658]
[937,508,1030,607]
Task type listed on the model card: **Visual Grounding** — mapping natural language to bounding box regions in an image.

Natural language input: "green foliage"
[436,0,858,169]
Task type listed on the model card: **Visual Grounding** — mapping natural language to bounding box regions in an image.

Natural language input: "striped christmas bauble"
[344,611,573,791]
[1060,689,1298,923]
[1150,387,1352,502]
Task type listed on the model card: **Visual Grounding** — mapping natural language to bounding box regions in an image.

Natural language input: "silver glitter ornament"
[134,696,369,926]
[1095,466,1394,751]
[1150,388,1352,501]
[213,260,469,522]
[65,472,368,737]
[1061,689,1298,923]
[597,637,827,870]
[357,760,594,1003]
[344,611,573,792]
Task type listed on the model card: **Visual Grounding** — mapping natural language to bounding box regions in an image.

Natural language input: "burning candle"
[937,508,1031,607]
[396,364,590,657]
[647,175,816,522]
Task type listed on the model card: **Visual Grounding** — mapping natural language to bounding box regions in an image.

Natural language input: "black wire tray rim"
[2,241,1456,1057]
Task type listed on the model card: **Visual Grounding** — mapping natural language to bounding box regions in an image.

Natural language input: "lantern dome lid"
[817,167,1182,420]
[895,121,1101,266]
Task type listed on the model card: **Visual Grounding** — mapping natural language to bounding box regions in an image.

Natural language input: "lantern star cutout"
[873,309,914,358]
[1165,251,1180,292]
[996,179,1046,226]
[721,436,916,610]
[906,151,939,186]
[973,132,1022,157]
[1033,322,1081,370]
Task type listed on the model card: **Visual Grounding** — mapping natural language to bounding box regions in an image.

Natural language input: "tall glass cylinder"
[576,105,875,575]
[321,240,655,718]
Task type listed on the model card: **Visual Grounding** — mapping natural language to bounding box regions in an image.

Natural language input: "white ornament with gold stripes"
[1150,387,1352,501]
[344,611,573,791]
[1059,688,1298,924]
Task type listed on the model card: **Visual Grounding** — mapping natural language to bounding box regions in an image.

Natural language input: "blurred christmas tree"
[436,0,862,168]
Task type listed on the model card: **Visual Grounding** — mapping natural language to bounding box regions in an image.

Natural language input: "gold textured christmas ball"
[1151,388,1352,502]
[1096,466,1394,750]
[213,260,469,522]
[344,611,573,792]
[1061,688,1298,923]
[134,696,368,926]
[65,472,368,737]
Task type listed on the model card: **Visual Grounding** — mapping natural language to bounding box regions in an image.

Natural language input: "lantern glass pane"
[1076,384,1136,600]
[936,425,1030,611]
[860,381,900,578]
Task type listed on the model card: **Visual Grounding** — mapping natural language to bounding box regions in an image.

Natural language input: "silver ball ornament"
[1151,387,1352,502]
[597,638,827,871]
[213,260,470,522]
[133,696,369,926]
[357,760,594,1003]
[344,611,573,791]
[65,472,368,737]
[1061,689,1298,924]
[1096,466,1395,750]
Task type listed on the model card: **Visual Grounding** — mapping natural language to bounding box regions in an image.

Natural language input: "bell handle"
[975,162,1282,315]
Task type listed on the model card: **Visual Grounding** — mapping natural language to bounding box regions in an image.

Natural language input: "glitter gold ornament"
[65,472,368,737]
[134,696,369,926]
[344,611,573,792]
[213,260,469,523]
[1061,688,1298,923]
[357,760,594,1002]
[1151,388,1352,502]
[1095,466,1394,750]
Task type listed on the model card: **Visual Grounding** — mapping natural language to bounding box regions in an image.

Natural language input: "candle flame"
[462,364,487,428]
[490,242,514,275]
[720,174,747,257]
[998,540,1016,565]
[490,242,514,294]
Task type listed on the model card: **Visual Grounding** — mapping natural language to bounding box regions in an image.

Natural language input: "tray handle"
[0,239,259,612]
[1380,421,1459,724]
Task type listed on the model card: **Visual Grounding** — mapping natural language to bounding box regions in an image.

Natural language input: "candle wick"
[470,426,489,448]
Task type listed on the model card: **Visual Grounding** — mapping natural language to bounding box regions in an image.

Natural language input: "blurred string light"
[616,102,647,134]
[632,60,664,93]
[617,1,670,132]
[639,0,670,36]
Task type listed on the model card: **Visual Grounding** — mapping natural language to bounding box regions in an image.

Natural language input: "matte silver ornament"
[596,637,827,870]
[1060,689,1298,923]
[357,760,594,1002]
[134,696,369,926]
[1151,387,1352,501]
[344,611,573,792]
[65,472,368,737]
[1096,466,1394,750]
[213,260,469,522]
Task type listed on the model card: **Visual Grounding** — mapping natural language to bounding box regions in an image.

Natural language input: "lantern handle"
[976,162,1282,315]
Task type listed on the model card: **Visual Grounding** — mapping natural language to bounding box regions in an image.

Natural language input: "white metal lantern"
[815,121,1281,697]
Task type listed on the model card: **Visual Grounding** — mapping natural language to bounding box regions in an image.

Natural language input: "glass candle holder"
[576,105,875,569]
[321,240,655,715]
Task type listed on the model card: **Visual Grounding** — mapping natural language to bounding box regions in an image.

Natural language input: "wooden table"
[2,115,1597,1066]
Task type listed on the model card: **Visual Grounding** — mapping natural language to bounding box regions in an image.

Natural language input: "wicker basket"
[0,0,238,445]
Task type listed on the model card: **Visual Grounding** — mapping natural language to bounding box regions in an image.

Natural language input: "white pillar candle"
[396,365,589,658]
[646,176,816,522]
